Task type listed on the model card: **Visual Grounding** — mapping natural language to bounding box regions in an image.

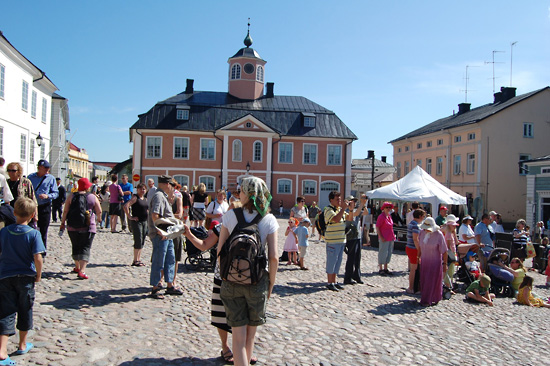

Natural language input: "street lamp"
[246,161,251,175]
[36,133,43,147]
[367,150,375,190]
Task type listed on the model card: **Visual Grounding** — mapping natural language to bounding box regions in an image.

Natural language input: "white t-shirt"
[0,174,14,203]
[458,224,476,244]
[222,209,279,244]
[206,200,229,217]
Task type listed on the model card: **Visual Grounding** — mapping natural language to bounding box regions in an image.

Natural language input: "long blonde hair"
[198,183,206,195]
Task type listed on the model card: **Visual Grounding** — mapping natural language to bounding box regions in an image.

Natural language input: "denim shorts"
[220,272,269,327]
[0,276,36,335]
[325,243,345,274]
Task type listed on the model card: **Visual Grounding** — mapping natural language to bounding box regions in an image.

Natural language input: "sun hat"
[345,195,358,202]
[480,274,491,288]
[381,202,394,210]
[77,178,92,192]
[462,215,473,221]
[445,214,460,226]
[302,217,311,224]
[466,251,477,259]
[420,217,439,232]
[489,210,498,216]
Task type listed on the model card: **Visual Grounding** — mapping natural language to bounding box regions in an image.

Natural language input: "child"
[465,251,481,279]
[296,218,310,270]
[517,276,550,308]
[283,218,299,265]
[0,197,45,364]
[279,200,284,217]
[465,274,495,306]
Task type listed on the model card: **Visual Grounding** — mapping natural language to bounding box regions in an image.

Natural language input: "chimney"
[500,87,516,102]
[457,103,471,114]
[185,79,194,94]
[381,156,387,163]
[493,91,503,104]
[266,82,274,98]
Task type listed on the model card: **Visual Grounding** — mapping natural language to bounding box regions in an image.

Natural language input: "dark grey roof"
[390,87,549,143]
[131,91,357,140]
[52,92,66,99]
[230,47,264,61]
[524,155,550,163]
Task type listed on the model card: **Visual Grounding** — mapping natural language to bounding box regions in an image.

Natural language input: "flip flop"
[250,356,258,364]
[15,342,34,355]
[149,288,164,299]
[221,349,234,364]
[0,356,16,365]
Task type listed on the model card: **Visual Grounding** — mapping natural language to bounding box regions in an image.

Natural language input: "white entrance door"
[319,181,340,210]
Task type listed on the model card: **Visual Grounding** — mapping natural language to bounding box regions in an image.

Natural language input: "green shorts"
[220,271,269,327]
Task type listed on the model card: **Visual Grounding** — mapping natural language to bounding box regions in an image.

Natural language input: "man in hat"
[488,210,498,233]
[147,175,183,299]
[28,160,58,249]
[51,178,66,222]
[343,195,366,284]
[435,206,448,226]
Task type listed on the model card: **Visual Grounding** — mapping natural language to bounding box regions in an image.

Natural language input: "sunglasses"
[7,169,17,173]
[288,221,294,224]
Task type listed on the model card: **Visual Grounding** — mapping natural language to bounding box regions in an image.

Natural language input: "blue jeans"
[149,235,175,286]
[101,211,110,228]
[0,276,35,335]
[325,243,345,274]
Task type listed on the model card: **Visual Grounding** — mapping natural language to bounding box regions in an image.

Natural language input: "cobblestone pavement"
[6,218,550,365]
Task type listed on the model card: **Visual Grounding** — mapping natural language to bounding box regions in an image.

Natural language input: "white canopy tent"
[365,166,467,210]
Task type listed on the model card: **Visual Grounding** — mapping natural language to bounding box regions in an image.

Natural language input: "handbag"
[526,242,536,258]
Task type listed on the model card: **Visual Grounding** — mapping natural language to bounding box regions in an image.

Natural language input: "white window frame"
[437,139,443,146]
[231,64,241,80]
[468,133,476,140]
[29,139,35,163]
[22,80,29,111]
[173,137,189,159]
[417,143,422,149]
[396,162,401,179]
[327,145,342,166]
[173,175,189,188]
[303,143,318,165]
[199,175,215,192]
[200,138,216,161]
[404,161,410,175]
[467,153,475,174]
[426,141,432,147]
[454,135,462,143]
[405,146,409,152]
[436,157,443,176]
[0,127,3,156]
[426,158,432,174]
[0,64,5,99]
[453,154,461,175]
[40,143,45,159]
[253,141,263,162]
[256,65,264,82]
[278,142,293,164]
[20,134,27,161]
[416,159,422,167]
[277,179,292,194]
[302,180,317,196]
[303,116,315,127]
[31,90,37,118]
[41,97,47,123]
[523,123,533,138]
[146,136,162,159]
[176,109,189,121]
[232,139,242,162]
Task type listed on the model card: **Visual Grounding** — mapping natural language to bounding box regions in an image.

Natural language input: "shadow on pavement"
[367,297,423,315]
[86,263,131,268]
[118,356,225,365]
[41,286,151,310]
[273,282,327,297]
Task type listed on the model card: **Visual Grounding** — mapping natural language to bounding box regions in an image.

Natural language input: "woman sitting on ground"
[498,257,527,295]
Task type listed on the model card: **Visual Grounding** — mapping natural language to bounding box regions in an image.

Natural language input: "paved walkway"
[6,219,550,365]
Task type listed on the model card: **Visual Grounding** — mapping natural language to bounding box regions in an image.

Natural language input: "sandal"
[149,288,164,299]
[131,261,145,267]
[15,342,34,355]
[165,286,183,296]
[405,288,414,294]
[221,349,234,364]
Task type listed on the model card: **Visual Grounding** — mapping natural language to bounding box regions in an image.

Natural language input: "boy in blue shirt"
[0,197,45,364]
[296,218,310,270]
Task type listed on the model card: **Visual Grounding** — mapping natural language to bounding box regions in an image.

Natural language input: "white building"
[0,31,58,175]
[50,92,70,184]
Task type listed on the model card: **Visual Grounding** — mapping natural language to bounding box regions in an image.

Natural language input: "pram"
[455,250,478,289]
[485,248,515,297]
[184,226,217,271]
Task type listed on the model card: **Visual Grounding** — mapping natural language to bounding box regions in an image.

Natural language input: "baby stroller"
[184,226,217,271]
[485,248,515,297]
[455,250,477,289]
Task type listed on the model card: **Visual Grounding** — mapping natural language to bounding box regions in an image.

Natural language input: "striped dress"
[211,225,231,332]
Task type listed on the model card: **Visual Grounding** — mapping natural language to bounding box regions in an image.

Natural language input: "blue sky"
[2,1,549,163]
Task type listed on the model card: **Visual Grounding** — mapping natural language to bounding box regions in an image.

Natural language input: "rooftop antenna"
[485,50,505,94]
[460,65,480,103]
[510,41,518,86]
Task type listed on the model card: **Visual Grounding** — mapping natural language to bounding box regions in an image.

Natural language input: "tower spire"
[244,18,253,48]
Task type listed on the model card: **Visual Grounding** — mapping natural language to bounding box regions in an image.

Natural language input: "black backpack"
[67,193,91,229]
[316,209,327,236]
[219,207,265,285]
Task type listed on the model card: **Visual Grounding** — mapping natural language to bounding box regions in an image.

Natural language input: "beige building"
[390,86,550,223]
[68,142,90,179]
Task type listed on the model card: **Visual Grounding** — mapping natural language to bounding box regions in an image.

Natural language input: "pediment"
[219,114,275,133]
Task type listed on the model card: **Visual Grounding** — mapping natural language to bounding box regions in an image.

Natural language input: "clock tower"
[227,24,266,100]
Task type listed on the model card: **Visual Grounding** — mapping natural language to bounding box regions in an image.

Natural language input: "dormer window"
[302,112,316,128]
[176,105,190,121]
[231,64,241,80]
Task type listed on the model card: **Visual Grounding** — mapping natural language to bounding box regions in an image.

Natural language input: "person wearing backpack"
[217,176,278,366]
[60,178,102,280]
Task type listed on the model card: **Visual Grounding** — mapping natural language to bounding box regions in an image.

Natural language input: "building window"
[253,141,262,162]
[437,139,443,146]
[277,179,292,194]
[398,148,401,153]
[0,64,5,99]
[404,161,410,175]
[174,175,189,188]
[523,123,533,138]
[327,145,342,165]
[29,139,35,163]
[416,159,422,167]
[454,136,462,143]
[231,64,241,80]
[174,137,189,159]
[0,127,3,156]
[232,139,242,162]
[303,144,317,165]
[41,97,47,123]
[426,158,432,174]
[200,138,216,160]
[396,162,401,179]
[40,143,45,159]
[436,157,443,175]
[453,155,461,175]
[199,176,215,191]
[256,65,264,82]
[426,141,432,147]
[417,143,422,149]
[22,80,29,111]
[176,109,189,120]
[302,112,316,128]
[468,133,476,140]
[279,142,292,163]
[31,91,37,118]
[303,180,316,195]
[541,167,550,174]
[467,153,475,174]
[405,146,409,152]
[146,136,162,158]
[20,134,27,161]
[519,154,531,175]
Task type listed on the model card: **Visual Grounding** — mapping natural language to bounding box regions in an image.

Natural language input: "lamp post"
[367,150,375,190]
[246,161,251,175]
[36,133,43,147]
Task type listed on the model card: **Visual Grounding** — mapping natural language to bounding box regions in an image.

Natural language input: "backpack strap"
[234,207,263,227]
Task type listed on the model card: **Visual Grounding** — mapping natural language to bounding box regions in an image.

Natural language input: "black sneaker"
[335,283,344,290]
[384,269,393,276]
[353,278,364,284]
[326,283,339,291]
[343,280,356,285]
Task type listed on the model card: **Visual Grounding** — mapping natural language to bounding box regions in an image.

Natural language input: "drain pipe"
[213,130,224,190]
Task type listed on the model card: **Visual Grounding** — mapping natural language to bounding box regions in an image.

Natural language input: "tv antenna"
[485,50,505,94]
[460,65,480,103]
[510,41,518,86]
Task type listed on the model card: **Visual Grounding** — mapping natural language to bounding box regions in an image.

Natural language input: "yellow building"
[68,142,90,179]
[391,86,550,223]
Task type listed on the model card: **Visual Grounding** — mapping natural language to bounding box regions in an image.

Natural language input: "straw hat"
[420,217,439,232]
